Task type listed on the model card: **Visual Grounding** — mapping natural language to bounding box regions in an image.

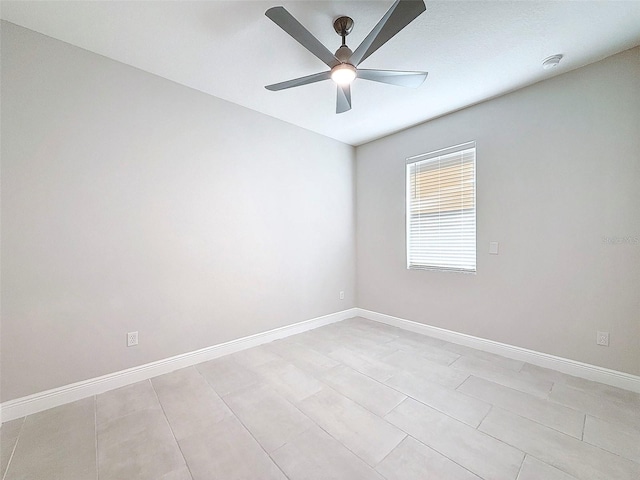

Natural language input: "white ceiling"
[2,1,640,146]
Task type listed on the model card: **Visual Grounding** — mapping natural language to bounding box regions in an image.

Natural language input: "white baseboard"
[0,308,357,424]
[356,308,640,394]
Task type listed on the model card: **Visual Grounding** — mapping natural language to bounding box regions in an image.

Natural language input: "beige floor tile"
[229,345,282,368]
[298,387,406,466]
[385,338,461,365]
[386,371,491,427]
[443,343,525,371]
[563,376,640,405]
[451,356,553,398]
[343,316,399,332]
[519,363,574,384]
[159,465,193,480]
[549,382,640,430]
[19,397,94,435]
[5,398,96,480]
[517,456,578,480]
[583,415,640,463]
[333,321,399,345]
[178,416,286,480]
[522,364,640,405]
[385,398,524,480]
[96,379,160,425]
[393,329,448,348]
[457,376,584,437]
[225,382,313,452]
[98,407,185,480]
[319,364,407,416]
[293,329,344,355]
[251,358,324,403]
[317,322,396,353]
[380,350,469,389]
[1,417,24,478]
[266,339,340,374]
[271,426,385,480]
[196,355,259,397]
[292,334,340,356]
[8,318,640,480]
[339,336,400,359]
[328,347,398,382]
[355,319,404,338]
[376,436,482,480]
[151,366,232,440]
[479,408,640,480]
[312,322,348,336]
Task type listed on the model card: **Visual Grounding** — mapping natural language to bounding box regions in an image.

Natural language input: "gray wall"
[356,47,640,375]
[1,22,356,402]
[2,23,639,404]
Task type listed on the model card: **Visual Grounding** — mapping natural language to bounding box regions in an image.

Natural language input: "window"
[406,142,476,272]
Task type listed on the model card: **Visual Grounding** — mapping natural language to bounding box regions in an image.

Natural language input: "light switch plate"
[489,242,499,255]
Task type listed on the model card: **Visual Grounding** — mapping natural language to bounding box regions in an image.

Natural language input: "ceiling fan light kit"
[264,0,428,113]
[331,64,357,86]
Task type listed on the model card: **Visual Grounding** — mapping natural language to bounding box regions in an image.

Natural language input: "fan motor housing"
[335,45,353,63]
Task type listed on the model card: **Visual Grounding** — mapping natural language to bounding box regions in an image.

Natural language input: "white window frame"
[405,141,476,273]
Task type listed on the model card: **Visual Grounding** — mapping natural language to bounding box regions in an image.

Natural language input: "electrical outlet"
[339,291,345,300]
[127,331,139,347]
[596,331,609,347]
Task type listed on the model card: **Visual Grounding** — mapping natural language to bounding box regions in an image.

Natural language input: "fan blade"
[350,0,426,67]
[357,69,427,88]
[265,71,331,91]
[266,7,340,69]
[336,84,352,114]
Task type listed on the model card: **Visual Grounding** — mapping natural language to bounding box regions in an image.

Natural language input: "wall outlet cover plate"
[596,331,609,346]
[127,331,139,347]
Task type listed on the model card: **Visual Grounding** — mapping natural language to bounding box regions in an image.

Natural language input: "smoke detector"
[542,54,563,70]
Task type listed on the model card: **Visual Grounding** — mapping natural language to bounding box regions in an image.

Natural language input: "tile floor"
[2,317,639,480]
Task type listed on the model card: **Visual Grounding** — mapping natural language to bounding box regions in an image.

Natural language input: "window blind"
[406,142,476,272]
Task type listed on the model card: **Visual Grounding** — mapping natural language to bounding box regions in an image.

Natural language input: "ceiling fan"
[264,0,428,114]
